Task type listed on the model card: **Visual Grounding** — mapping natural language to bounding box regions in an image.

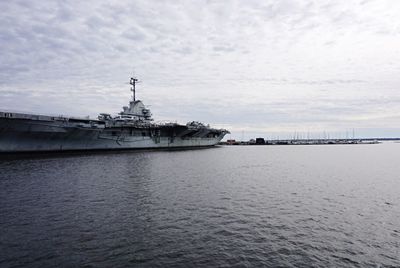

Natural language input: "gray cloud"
[1,0,400,138]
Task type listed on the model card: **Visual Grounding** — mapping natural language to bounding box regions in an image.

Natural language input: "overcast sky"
[1,0,400,139]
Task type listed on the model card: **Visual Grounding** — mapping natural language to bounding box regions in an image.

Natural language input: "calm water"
[1,144,400,267]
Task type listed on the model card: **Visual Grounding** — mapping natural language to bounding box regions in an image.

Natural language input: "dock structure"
[220,138,381,146]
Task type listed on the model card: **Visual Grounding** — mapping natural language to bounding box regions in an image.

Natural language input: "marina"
[222,138,382,145]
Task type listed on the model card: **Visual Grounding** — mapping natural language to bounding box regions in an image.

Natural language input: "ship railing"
[0,108,99,122]
[154,120,179,126]
[107,120,155,128]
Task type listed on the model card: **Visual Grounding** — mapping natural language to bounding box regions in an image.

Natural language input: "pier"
[220,138,383,146]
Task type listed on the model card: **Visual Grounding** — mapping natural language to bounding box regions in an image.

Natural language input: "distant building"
[255,138,265,145]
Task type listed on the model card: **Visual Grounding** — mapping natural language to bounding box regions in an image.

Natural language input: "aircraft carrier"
[0,77,229,153]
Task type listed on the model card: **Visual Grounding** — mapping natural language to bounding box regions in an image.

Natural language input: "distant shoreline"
[221,138,400,146]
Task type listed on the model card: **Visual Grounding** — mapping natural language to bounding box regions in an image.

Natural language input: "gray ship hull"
[0,113,227,153]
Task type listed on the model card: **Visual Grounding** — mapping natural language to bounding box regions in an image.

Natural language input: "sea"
[1,143,399,267]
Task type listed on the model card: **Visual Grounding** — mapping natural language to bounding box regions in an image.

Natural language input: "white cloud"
[1,0,400,139]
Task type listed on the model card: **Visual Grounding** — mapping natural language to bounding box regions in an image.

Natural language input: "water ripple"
[1,145,400,267]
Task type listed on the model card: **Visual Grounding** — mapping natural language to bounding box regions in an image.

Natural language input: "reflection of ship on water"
[0,76,229,153]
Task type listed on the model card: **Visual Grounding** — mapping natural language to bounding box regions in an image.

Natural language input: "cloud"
[1,0,400,138]
[121,26,147,41]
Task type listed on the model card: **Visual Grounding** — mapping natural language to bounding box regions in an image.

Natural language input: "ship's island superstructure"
[0,77,229,153]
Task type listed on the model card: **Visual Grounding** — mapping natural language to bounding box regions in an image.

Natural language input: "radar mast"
[130,77,139,102]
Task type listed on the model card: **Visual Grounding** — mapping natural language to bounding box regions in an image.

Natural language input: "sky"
[1,0,400,140]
